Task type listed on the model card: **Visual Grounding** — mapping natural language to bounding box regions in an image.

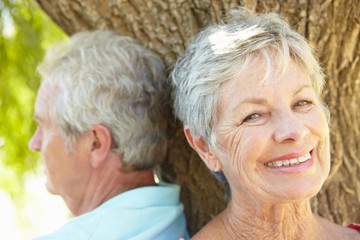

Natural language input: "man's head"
[28,30,169,212]
[30,30,168,166]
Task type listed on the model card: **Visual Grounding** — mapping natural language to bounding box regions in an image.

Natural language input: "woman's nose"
[28,127,42,152]
[272,112,310,143]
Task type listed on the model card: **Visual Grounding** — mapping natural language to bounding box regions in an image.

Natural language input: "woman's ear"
[88,124,112,169]
[184,125,222,172]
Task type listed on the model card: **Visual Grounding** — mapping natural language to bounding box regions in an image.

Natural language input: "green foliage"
[0,0,66,198]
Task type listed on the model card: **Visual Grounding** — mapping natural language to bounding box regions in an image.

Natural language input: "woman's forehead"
[218,60,312,106]
[223,57,307,89]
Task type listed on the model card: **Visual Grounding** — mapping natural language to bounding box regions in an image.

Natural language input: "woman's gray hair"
[171,7,325,195]
[171,7,325,146]
[38,30,169,169]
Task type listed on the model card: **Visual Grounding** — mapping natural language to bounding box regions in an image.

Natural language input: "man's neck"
[64,167,156,216]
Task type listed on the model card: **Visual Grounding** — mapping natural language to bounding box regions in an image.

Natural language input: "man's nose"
[28,127,42,152]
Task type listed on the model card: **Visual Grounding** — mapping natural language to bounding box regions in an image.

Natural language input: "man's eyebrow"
[33,114,43,124]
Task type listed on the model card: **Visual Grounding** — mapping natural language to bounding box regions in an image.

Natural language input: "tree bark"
[35,0,360,235]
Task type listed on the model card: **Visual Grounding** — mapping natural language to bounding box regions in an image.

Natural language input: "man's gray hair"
[38,30,169,169]
[171,7,325,146]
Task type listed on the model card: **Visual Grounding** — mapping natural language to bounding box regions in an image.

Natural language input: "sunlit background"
[0,0,71,239]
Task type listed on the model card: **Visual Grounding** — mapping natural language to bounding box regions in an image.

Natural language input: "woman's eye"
[295,100,312,107]
[244,113,260,122]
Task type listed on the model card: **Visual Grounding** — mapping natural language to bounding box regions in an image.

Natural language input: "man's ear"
[88,124,112,169]
[184,125,222,172]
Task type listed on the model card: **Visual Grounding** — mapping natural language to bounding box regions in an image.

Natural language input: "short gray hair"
[171,7,325,145]
[38,30,169,169]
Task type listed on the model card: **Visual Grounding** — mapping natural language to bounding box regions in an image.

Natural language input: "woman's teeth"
[264,152,311,167]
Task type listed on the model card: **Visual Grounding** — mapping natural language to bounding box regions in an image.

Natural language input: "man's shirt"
[33,182,188,240]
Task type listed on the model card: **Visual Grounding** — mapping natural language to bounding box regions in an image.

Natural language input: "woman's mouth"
[264,152,311,167]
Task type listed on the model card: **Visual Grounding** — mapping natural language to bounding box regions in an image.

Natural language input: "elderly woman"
[171,7,360,239]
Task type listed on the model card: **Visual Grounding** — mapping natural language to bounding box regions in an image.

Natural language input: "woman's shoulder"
[191,213,227,240]
[317,216,360,239]
[342,223,360,239]
[347,223,360,232]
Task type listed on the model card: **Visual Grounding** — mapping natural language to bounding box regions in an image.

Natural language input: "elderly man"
[28,30,188,240]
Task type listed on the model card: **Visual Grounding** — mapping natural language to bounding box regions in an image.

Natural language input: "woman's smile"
[264,152,312,167]
[263,151,317,175]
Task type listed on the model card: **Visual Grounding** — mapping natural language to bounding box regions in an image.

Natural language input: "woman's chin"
[267,178,325,203]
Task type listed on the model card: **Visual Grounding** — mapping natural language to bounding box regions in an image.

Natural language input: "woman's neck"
[222,198,320,240]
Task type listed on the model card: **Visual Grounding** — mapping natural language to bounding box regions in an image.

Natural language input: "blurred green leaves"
[0,0,66,198]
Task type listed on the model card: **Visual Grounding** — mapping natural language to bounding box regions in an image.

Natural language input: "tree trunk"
[35,0,360,235]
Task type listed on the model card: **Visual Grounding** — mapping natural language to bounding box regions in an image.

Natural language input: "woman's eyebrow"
[229,97,268,115]
[230,84,313,113]
[293,84,312,96]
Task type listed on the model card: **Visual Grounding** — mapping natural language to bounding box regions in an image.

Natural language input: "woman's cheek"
[229,128,262,179]
[318,134,330,174]
[228,128,246,166]
[307,107,331,175]
[308,106,329,137]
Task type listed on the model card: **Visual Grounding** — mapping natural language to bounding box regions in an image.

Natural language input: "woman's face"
[213,60,330,203]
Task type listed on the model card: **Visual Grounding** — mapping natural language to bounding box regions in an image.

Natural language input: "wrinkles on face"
[212,59,330,205]
[215,119,267,198]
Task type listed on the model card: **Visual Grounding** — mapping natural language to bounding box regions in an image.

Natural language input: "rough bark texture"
[35,0,360,236]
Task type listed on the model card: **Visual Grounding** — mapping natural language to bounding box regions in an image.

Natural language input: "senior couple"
[30,7,359,240]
